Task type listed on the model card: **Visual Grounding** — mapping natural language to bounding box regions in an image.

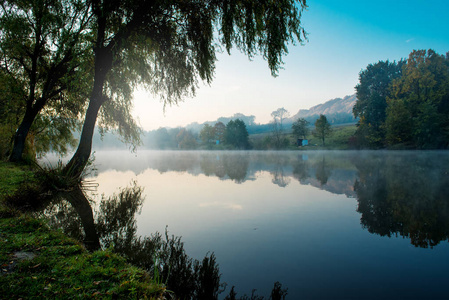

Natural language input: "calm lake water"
[43,150,449,299]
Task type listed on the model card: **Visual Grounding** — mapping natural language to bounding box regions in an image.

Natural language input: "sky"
[132,0,449,131]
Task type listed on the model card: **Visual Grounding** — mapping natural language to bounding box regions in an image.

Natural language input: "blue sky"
[132,0,449,130]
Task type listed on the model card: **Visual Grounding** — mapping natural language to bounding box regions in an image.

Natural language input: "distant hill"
[183,94,358,135]
[89,94,358,149]
[185,113,257,133]
[287,94,357,125]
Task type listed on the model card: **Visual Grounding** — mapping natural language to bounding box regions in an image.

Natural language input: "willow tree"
[65,0,308,176]
[1,0,93,162]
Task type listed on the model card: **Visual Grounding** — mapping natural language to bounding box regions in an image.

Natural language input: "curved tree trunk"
[65,188,101,251]
[64,91,104,177]
[9,108,39,162]
[63,11,121,177]
[64,43,112,177]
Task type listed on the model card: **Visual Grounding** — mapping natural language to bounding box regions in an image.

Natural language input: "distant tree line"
[353,49,449,149]
[142,119,251,150]
[92,113,337,151]
[252,106,334,149]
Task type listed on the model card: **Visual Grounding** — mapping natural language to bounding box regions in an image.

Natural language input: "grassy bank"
[313,123,357,149]
[250,123,357,150]
[0,162,37,201]
[0,162,166,299]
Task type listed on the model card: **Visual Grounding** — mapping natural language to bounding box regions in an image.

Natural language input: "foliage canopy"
[314,114,332,146]
[353,60,404,148]
[270,107,290,149]
[63,0,308,174]
[225,119,251,149]
[353,49,449,149]
[386,49,449,148]
[1,0,93,161]
[292,117,309,140]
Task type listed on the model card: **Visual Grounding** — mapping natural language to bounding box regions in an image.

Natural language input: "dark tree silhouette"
[64,0,308,176]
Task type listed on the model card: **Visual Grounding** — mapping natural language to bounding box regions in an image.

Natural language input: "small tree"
[224,119,250,149]
[154,128,173,149]
[176,129,197,150]
[200,124,215,146]
[314,115,332,146]
[292,117,309,140]
[213,122,226,145]
[271,107,290,149]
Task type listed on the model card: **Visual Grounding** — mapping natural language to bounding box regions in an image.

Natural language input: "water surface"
[43,150,449,299]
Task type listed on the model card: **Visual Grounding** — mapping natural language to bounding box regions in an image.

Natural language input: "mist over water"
[42,150,449,299]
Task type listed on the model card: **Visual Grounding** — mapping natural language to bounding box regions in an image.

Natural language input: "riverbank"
[0,162,166,299]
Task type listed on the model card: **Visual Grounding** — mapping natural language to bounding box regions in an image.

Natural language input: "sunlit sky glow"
[132,0,449,131]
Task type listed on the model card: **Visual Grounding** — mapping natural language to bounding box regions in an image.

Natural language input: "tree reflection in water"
[128,150,449,249]
[33,180,290,299]
[27,151,449,299]
[195,151,449,249]
[315,156,332,186]
[36,183,224,299]
[199,152,249,183]
[354,152,449,248]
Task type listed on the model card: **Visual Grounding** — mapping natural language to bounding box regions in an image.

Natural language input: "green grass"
[320,123,357,149]
[0,215,166,299]
[0,162,37,199]
[0,162,166,299]
[289,124,356,150]
[250,124,357,150]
